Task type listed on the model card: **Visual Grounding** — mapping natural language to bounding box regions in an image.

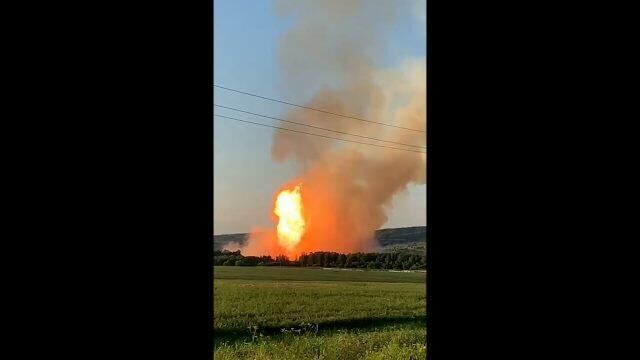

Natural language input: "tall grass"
[214,325,426,360]
[214,266,426,359]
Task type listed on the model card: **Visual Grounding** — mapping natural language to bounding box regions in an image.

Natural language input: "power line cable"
[215,104,426,149]
[214,114,426,154]
[213,84,425,133]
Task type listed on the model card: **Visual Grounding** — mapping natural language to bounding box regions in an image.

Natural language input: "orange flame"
[274,184,305,251]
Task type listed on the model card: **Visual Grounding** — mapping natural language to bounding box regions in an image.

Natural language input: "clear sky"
[214,0,426,235]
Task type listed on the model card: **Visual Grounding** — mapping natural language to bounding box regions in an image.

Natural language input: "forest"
[213,250,426,270]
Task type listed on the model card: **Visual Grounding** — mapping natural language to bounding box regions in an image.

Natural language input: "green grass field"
[214,266,426,359]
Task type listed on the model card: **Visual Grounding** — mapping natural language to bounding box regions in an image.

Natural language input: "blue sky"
[214,0,426,235]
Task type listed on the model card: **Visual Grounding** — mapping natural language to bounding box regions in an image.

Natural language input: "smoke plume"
[241,0,426,257]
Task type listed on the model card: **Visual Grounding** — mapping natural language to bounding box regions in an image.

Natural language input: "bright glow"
[274,185,305,251]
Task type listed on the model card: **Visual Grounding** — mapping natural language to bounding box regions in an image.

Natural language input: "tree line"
[214,250,426,270]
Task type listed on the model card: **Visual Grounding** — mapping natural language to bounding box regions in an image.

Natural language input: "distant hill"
[213,226,426,253]
[212,233,249,251]
[374,226,426,254]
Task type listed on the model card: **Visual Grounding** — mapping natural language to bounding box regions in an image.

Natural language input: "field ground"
[214,266,426,359]
[214,265,426,283]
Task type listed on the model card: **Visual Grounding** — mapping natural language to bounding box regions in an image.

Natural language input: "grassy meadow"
[214,266,427,359]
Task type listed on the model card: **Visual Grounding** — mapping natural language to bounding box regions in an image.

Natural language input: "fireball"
[274,185,305,251]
